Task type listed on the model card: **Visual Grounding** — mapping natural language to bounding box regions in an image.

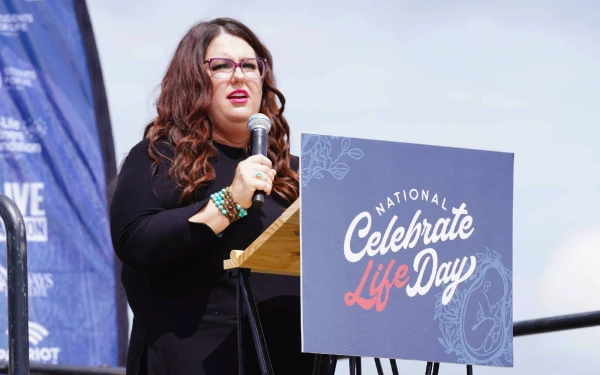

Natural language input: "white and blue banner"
[0,0,126,367]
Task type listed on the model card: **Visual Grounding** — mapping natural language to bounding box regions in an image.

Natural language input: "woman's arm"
[109,140,221,272]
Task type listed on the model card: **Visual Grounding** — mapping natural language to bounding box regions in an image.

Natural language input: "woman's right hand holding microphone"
[228,154,276,209]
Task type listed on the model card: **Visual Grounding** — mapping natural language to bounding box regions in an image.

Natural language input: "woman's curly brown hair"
[143,17,299,205]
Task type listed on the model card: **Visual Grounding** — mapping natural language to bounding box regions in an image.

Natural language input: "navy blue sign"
[300,133,514,367]
[0,0,120,366]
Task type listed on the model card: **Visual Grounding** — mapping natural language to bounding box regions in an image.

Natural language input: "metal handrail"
[513,310,600,337]
[0,311,598,375]
[0,194,30,375]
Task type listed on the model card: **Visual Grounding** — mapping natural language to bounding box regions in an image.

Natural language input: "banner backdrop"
[0,0,125,366]
[300,133,514,367]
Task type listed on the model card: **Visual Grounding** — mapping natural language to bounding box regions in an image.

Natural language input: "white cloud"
[537,226,600,358]
[445,90,527,109]
[540,226,600,314]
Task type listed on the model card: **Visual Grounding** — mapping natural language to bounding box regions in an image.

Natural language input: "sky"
[86,1,600,374]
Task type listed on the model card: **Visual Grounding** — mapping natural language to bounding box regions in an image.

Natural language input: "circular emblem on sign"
[434,247,513,366]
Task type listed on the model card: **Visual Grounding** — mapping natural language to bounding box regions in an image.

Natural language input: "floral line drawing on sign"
[434,247,513,366]
[301,135,364,187]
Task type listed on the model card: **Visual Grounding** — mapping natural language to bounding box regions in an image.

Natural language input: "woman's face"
[205,33,263,145]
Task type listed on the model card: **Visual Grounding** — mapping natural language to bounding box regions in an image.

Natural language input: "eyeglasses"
[204,57,267,79]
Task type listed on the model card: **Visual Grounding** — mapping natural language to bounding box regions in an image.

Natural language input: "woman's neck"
[212,128,249,148]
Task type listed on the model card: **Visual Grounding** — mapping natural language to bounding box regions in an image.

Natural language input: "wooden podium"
[224,199,301,277]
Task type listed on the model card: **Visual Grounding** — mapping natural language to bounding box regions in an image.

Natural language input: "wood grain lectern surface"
[223,198,300,276]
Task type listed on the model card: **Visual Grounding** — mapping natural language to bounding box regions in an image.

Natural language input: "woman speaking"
[110,17,321,375]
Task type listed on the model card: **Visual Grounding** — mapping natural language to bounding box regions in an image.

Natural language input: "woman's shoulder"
[113,137,180,200]
[122,138,175,166]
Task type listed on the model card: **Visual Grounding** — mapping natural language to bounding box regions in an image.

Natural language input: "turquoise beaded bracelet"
[210,187,248,223]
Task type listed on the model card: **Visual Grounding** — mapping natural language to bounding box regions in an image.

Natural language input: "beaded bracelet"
[210,187,248,223]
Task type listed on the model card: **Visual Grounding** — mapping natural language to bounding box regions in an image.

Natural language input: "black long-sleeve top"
[109,138,303,374]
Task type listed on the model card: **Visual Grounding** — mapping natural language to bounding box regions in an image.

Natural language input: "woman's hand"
[229,154,277,208]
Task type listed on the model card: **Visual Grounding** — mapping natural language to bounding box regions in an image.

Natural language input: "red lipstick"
[227,89,249,103]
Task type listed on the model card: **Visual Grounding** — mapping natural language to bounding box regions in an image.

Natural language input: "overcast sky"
[87,1,600,374]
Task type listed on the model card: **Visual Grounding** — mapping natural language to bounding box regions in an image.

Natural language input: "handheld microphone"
[247,113,272,207]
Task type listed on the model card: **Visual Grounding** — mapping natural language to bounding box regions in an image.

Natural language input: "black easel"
[228,268,274,375]
[339,356,474,375]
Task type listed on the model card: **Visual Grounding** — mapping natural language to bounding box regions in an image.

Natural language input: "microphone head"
[247,113,272,133]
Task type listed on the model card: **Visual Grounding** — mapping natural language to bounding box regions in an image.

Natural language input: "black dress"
[109,138,319,375]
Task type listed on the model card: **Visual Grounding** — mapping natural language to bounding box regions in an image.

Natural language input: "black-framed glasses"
[204,57,267,79]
